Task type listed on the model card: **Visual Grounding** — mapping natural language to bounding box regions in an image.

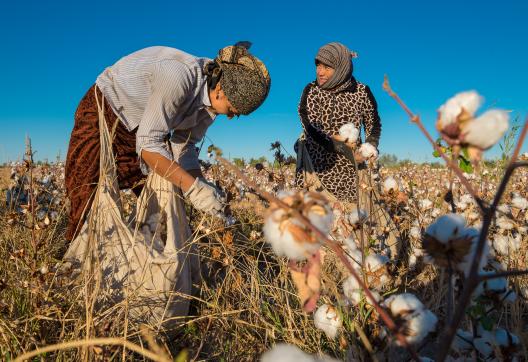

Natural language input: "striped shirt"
[95,46,216,174]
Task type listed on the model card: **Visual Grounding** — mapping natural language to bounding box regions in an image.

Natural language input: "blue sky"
[1,0,527,164]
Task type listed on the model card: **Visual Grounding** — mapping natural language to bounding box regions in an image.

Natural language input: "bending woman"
[295,42,381,203]
[65,43,270,241]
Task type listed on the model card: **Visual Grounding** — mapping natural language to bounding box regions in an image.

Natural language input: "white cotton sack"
[462,110,509,150]
[338,123,360,143]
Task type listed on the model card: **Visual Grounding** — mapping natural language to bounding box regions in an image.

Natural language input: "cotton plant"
[263,190,334,311]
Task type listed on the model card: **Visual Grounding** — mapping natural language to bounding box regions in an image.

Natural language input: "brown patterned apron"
[64,85,145,241]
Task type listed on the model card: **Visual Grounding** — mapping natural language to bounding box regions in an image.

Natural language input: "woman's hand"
[184,178,226,215]
[141,150,226,216]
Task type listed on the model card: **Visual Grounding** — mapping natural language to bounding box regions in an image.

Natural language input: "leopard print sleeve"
[362,85,381,148]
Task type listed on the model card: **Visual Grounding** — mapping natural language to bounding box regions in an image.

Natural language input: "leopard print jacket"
[295,77,381,201]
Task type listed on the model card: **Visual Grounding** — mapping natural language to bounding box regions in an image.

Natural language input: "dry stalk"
[216,156,421,361]
[13,337,171,362]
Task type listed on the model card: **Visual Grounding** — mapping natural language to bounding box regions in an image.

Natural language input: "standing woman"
[65,43,270,241]
[295,42,381,204]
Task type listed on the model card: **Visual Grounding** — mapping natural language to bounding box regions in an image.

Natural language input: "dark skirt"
[64,85,145,241]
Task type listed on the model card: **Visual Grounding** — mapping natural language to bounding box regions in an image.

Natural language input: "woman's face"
[316,62,335,87]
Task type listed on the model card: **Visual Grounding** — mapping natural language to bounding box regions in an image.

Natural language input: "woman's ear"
[214,82,223,100]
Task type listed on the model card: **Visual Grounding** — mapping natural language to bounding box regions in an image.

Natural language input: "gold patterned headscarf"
[213,43,271,115]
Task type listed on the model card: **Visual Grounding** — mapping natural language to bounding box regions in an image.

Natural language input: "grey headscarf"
[315,42,354,90]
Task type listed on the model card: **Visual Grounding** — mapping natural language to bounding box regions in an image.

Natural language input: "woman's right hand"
[184,178,226,215]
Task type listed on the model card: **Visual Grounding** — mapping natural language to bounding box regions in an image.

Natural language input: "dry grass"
[1,162,528,361]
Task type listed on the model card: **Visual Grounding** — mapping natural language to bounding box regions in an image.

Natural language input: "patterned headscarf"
[315,42,356,90]
[214,43,271,115]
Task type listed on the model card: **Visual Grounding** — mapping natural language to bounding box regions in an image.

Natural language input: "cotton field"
[1,146,527,360]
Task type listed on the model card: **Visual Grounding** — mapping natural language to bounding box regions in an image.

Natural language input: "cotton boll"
[383,177,399,194]
[460,194,474,205]
[343,276,381,306]
[313,304,342,339]
[260,344,315,362]
[438,90,483,128]
[431,208,441,218]
[425,213,466,244]
[462,110,509,150]
[348,209,368,225]
[404,309,438,345]
[419,199,433,210]
[496,216,514,231]
[304,193,334,235]
[453,329,474,352]
[494,328,520,348]
[409,226,422,240]
[263,208,320,260]
[457,228,489,276]
[493,235,510,256]
[359,143,378,159]
[338,123,360,143]
[456,201,469,211]
[512,194,528,210]
[343,237,362,266]
[473,336,494,358]
[263,191,332,261]
[497,204,511,215]
[364,254,390,289]
[384,293,425,316]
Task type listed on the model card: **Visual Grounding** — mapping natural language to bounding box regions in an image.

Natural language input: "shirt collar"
[200,81,217,119]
